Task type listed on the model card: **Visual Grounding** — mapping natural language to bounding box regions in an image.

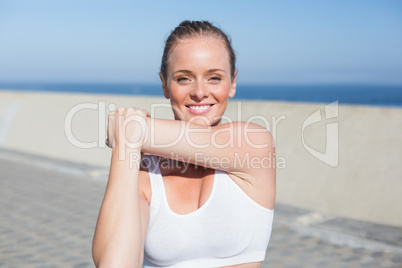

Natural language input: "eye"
[176,77,190,83]
[209,76,222,83]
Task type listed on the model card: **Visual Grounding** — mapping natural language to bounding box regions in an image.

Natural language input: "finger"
[107,112,116,148]
[143,109,151,117]
[137,108,150,117]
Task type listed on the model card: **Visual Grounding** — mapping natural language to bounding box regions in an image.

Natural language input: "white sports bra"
[142,155,274,268]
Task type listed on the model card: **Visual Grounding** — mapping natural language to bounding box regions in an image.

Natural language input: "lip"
[186,103,214,115]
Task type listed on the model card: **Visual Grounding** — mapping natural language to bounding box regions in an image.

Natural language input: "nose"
[190,81,209,101]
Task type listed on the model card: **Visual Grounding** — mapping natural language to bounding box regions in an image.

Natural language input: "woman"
[92,20,276,268]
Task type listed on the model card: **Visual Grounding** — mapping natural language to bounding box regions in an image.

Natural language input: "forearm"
[142,118,273,173]
[143,117,210,161]
[92,148,143,267]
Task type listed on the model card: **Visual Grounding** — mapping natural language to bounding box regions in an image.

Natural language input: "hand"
[106,107,150,151]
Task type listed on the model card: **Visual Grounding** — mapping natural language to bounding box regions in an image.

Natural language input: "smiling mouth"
[186,104,214,114]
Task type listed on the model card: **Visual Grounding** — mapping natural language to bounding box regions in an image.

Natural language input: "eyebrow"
[172,69,226,75]
[207,69,226,74]
[173,70,192,75]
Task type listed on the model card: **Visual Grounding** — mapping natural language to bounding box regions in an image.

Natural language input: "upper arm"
[138,168,151,265]
[143,118,275,179]
[191,121,276,208]
[191,121,275,176]
[139,194,149,262]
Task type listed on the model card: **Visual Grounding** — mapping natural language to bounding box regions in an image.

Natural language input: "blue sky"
[0,0,401,85]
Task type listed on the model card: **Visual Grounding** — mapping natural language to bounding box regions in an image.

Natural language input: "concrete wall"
[1,90,401,227]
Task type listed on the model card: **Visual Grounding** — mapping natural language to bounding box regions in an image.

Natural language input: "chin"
[190,115,222,126]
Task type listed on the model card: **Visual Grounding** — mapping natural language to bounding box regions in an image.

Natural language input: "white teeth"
[189,105,210,110]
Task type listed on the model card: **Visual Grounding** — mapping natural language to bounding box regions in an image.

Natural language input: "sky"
[0,0,401,85]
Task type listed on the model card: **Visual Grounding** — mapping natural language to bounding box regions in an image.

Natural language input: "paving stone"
[1,155,402,267]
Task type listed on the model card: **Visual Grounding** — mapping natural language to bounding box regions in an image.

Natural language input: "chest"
[144,182,257,265]
[162,173,215,215]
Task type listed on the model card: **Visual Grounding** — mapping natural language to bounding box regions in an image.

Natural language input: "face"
[160,36,236,126]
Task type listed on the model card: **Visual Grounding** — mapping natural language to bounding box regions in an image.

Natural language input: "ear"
[159,72,170,99]
[228,70,237,98]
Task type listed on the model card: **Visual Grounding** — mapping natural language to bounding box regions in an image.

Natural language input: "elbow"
[92,234,144,267]
[92,250,101,268]
[92,250,143,268]
[95,260,143,268]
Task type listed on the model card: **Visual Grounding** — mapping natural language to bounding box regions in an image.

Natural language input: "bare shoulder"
[237,121,274,149]
[218,121,274,154]
[228,121,275,175]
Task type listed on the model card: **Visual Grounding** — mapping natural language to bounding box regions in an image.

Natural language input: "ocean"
[0,82,401,107]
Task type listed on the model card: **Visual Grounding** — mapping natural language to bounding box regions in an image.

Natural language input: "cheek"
[212,87,231,103]
[167,85,185,103]
[170,93,185,105]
